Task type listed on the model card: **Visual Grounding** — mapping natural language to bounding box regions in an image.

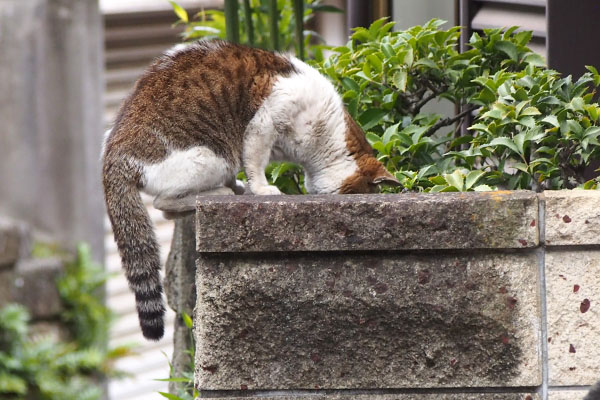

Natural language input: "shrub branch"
[424,104,477,137]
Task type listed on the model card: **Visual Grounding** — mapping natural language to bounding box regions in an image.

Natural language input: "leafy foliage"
[171,0,339,56]
[0,244,133,400]
[0,304,104,400]
[171,4,600,192]
[314,19,600,192]
[57,244,112,348]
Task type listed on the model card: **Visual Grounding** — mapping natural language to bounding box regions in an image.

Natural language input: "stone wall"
[0,218,66,339]
[0,0,105,261]
[182,190,600,400]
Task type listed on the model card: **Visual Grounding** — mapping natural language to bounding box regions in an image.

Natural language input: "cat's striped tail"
[102,159,165,341]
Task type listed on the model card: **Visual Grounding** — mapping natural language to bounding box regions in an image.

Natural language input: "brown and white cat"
[102,39,398,341]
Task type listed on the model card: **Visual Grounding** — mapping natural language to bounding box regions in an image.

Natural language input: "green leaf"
[429,185,448,193]
[393,70,407,91]
[486,137,521,155]
[468,123,492,135]
[159,392,186,400]
[474,87,497,105]
[382,123,400,144]
[417,165,438,179]
[381,43,395,58]
[367,54,383,73]
[414,58,437,69]
[586,65,600,86]
[481,109,503,120]
[513,162,529,173]
[351,27,370,42]
[541,115,559,127]
[465,170,486,190]
[495,41,518,62]
[561,119,584,137]
[359,109,387,131]
[403,47,414,67]
[154,377,191,383]
[182,312,193,330]
[368,18,388,39]
[365,132,381,145]
[569,97,585,112]
[439,186,460,192]
[341,78,360,93]
[473,184,494,192]
[520,106,541,116]
[0,372,27,395]
[444,170,465,192]
[514,30,533,46]
[449,135,473,149]
[169,1,189,23]
[524,53,546,67]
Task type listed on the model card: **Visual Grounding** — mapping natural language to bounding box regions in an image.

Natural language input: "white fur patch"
[250,57,358,194]
[141,146,233,197]
[164,43,189,58]
[100,128,112,160]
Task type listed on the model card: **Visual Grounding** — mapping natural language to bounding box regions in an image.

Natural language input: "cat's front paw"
[251,185,282,195]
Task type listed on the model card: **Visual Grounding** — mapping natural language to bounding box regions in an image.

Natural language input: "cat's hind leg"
[142,146,235,218]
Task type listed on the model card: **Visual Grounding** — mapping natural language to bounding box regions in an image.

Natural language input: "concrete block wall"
[0,218,66,339]
[187,191,600,400]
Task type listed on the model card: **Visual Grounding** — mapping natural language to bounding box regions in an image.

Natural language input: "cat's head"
[338,112,400,194]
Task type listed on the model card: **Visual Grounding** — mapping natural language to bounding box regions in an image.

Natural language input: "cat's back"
[105,40,296,164]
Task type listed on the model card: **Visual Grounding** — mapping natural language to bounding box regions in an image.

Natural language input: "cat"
[101,39,399,340]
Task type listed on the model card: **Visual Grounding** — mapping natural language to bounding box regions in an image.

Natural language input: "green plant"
[57,244,112,348]
[0,304,104,400]
[157,312,196,400]
[0,244,133,400]
[315,19,600,192]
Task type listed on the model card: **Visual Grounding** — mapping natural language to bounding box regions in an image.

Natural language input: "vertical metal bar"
[243,0,254,45]
[293,0,305,59]
[346,0,372,36]
[458,0,470,53]
[267,0,279,50]
[458,0,472,139]
[224,0,240,43]
[372,0,389,20]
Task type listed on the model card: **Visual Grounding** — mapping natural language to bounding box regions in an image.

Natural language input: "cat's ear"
[372,170,401,186]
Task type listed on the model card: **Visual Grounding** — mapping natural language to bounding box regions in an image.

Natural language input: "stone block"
[195,251,541,390]
[164,215,198,395]
[548,390,589,400]
[546,250,600,385]
[0,267,16,306]
[29,321,68,342]
[0,218,31,269]
[0,258,64,319]
[544,190,600,246]
[196,191,539,252]
[202,394,539,400]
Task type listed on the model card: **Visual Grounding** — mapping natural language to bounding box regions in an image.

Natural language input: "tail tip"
[141,320,165,341]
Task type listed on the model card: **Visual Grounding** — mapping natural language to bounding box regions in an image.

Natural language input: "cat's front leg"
[243,110,282,195]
